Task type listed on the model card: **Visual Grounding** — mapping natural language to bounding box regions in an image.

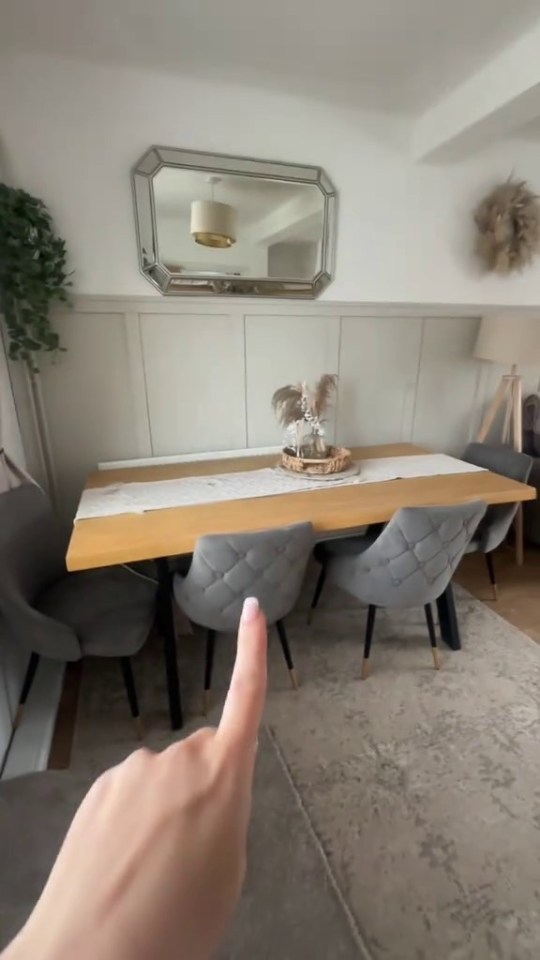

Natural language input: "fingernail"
[241,597,259,623]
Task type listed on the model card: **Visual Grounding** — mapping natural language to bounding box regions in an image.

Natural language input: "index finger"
[218,597,267,751]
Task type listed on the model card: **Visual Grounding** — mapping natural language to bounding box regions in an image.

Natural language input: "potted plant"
[272,374,351,475]
[0,184,70,371]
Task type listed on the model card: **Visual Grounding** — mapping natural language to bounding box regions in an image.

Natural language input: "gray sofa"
[523,394,540,546]
[524,459,540,545]
[0,771,91,949]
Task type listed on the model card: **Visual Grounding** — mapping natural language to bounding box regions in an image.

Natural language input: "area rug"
[67,580,540,960]
[0,730,360,959]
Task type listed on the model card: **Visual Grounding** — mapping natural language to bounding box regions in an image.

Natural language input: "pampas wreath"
[474,177,540,274]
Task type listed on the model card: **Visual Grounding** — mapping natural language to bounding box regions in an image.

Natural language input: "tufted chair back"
[328,502,486,609]
[173,522,314,631]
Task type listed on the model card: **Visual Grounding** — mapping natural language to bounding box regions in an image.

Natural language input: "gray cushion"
[462,443,533,553]
[0,485,80,660]
[0,771,92,949]
[0,484,156,661]
[38,568,156,658]
[174,522,314,631]
[328,502,486,609]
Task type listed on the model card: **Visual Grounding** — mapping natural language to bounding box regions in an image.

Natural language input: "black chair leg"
[276,620,299,690]
[119,657,143,739]
[436,583,461,650]
[308,563,327,623]
[14,652,40,728]
[485,551,498,601]
[424,604,441,671]
[362,605,377,679]
[203,629,216,715]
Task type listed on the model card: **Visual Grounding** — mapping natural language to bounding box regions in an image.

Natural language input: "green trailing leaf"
[0,183,71,371]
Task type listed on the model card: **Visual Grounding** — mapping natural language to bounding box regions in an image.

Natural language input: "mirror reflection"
[153,168,324,280]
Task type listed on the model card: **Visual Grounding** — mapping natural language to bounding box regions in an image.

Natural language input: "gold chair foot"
[361,659,370,680]
[492,584,499,601]
[289,668,299,690]
[133,716,145,740]
[203,690,211,716]
[432,648,441,671]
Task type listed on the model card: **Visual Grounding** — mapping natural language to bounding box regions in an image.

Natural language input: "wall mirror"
[132,146,336,298]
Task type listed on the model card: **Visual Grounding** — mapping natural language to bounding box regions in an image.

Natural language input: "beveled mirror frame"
[132,146,336,298]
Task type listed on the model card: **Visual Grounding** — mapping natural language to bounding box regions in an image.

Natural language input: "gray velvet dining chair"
[173,522,314,712]
[318,501,486,678]
[461,443,532,598]
[0,483,157,737]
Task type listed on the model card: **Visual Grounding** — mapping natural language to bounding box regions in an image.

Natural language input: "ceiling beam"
[412,19,540,161]
[246,192,323,245]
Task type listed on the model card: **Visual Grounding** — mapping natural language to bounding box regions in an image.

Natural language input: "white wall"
[2,52,540,305]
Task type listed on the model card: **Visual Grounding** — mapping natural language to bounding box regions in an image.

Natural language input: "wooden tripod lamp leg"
[512,375,523,452]
[476,371,525,567]
[501,385,513,444]
[477,378,509,443]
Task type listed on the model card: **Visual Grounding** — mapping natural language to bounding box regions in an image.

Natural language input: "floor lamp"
[474,313,540,564]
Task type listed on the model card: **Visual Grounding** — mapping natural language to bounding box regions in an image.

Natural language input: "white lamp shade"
[474,314,540,365]
[190,200,236,248]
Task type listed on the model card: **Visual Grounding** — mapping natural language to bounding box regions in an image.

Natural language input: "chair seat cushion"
[37,567,156,657]
[464,536,481,554]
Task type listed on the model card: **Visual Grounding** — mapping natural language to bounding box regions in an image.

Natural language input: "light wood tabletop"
[66,442,536,572]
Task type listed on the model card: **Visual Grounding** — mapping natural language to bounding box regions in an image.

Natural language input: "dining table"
[67,441,536,729]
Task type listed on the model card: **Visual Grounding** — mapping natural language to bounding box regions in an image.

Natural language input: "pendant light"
[190,176,236,248]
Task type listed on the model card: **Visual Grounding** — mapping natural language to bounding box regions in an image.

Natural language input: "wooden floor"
[47,662,82,770]
[456,546,540,645]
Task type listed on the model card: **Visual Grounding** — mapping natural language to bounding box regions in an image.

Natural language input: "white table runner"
[75,454,485,522]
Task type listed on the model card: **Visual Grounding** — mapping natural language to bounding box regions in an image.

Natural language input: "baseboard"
[1,660,65,780]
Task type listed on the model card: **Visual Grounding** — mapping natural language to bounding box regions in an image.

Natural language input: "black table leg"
[155,557,183,730]
[436,582,460,651]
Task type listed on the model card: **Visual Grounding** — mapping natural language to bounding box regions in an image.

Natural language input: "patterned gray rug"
[67,580,540,959]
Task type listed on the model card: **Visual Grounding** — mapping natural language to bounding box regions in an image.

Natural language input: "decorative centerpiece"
[272,374,352,476]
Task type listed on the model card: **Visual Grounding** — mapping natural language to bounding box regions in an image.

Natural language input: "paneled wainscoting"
[7,298,540,520]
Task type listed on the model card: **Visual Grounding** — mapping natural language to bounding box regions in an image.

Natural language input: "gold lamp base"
[193,231,234,249]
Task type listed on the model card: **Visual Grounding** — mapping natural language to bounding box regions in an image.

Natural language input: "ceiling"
[3,0,540,112]
[153,169,321,224]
